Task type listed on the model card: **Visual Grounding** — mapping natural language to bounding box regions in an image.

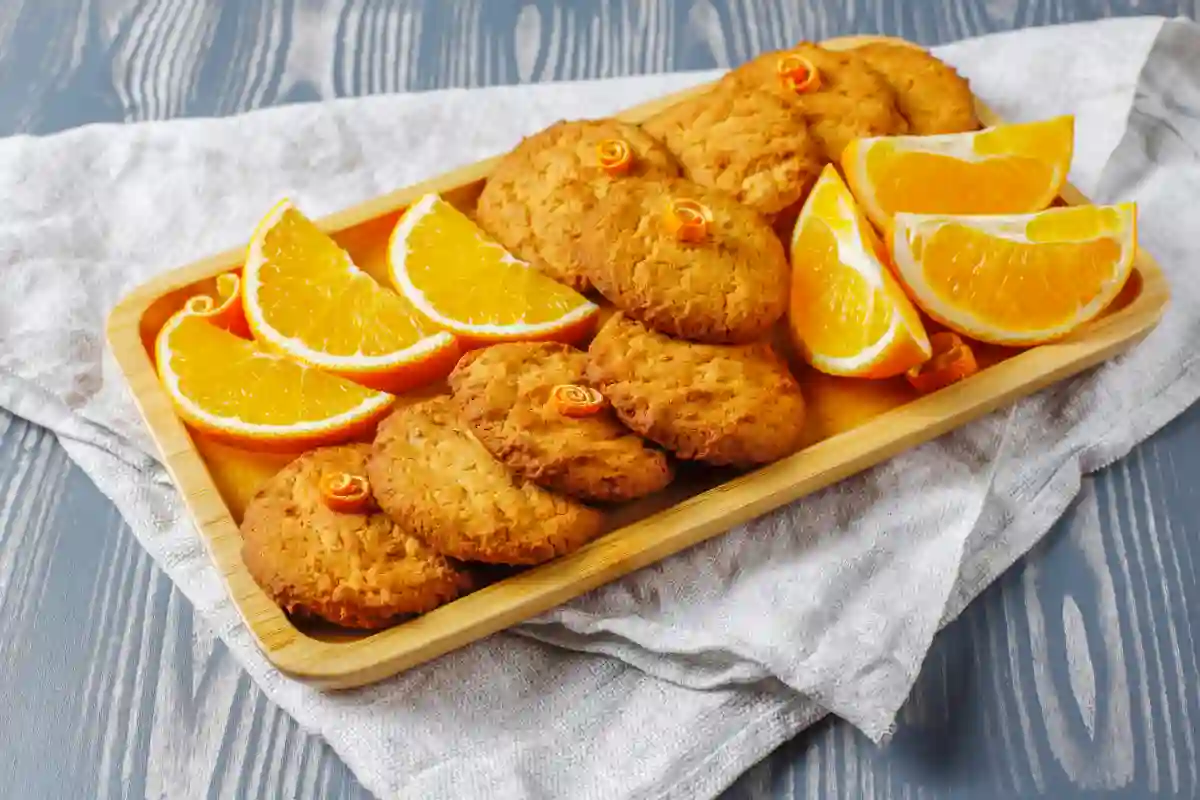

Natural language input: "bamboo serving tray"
[106,35,1169,688]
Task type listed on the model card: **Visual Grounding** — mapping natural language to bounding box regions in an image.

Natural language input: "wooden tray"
[105,35,1169,688]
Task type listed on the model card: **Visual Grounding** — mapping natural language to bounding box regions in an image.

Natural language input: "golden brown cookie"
[575,177,790,344]
[367,397,606,565]
[240,444,472,629]
[723,42,907,161]
[641,84,824,221]
[476,118,682,291]
[587,314,807,467]
[448,342,673,503]
[853,42,979,134]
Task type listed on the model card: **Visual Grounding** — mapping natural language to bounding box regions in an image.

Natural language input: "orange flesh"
[790,169,927,368]
[165,315,386,427]
[254,208,443,357]
[400,201,589,327]
[791,220,897,358]
[919,225,1123,330]
[866,148,1059,215]
[860,116,1073,217]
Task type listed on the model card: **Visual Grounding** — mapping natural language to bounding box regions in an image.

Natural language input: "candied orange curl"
[319,472,373,513]
[664,199,712,243]
[550,384,606,418]
[596,138,633,176]
[906,332,979,394]
[183,272,249,336]
[776,54,820,93]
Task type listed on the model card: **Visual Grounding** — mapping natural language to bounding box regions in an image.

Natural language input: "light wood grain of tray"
[105,35,1169,688]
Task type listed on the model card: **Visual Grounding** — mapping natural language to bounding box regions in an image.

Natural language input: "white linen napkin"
[1,15,1196,800]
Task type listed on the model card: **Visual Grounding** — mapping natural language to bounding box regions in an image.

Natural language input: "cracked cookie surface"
[722,42,907,161]
[587,314,807,467]
[449,342,674,503]
[642,83,824,221]
[368,397,606,565]
[854,42,979,135]
[476,118,681,291]
[241,444,472,629]
[575,177,789,344]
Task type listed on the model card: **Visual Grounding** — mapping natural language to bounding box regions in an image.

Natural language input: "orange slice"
[842,115,1074,231]
[156,290,395,450]
[242,200,460,393]
[388,193,599,344]
[788,165,931,378]
[890,203,1137,345]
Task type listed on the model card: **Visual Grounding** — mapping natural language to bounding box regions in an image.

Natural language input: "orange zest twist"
[596,138,633,176]
[906,332,980,394]
[776,54,820,93]
[663,199,712,243]
[550,384,606,418]
[184,272,250,337]
[319,472,373,513]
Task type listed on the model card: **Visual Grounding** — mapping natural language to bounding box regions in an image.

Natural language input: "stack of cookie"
[239,387,628,630]
[239,41,980,631]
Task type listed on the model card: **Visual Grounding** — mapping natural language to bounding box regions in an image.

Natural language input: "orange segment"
[242,200,460,393]
[842,116,1073,231]
[788,165,931,378]
[156,305,395,450]
[890,203,1137,345]
[388,193,598,344]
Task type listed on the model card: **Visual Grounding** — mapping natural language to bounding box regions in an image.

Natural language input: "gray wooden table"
[1,2,1198,798]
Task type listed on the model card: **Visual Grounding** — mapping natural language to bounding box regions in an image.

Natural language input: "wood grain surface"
[1,2,1198,799]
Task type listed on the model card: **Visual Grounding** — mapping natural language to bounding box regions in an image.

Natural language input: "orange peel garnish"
[776,54,820,93]
[663,199,712,243]
[319,471,373,513]
[596,138,633,176]
[184,272,250,337]
[906,332,979,394]
[550,384,606,417]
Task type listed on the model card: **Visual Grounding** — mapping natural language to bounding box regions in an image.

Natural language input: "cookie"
[476,118,682,291]
[575,177,790,344]
[587,314,807,467]
[854,43,979,135]
[642,84,825,221]
[367,397,606,565]
[448,342,673,503]
[240,444,472,629]
[723,42,907,161]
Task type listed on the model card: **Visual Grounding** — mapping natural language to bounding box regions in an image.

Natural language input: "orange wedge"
[156,288,395,450]
[242,200,460,393]
[388,193,599,345]
[843,115,1073,231]
[788,165,931,378]
[891,203,1137,345]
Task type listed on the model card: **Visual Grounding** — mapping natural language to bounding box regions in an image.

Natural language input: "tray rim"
[104,34,1171,688]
